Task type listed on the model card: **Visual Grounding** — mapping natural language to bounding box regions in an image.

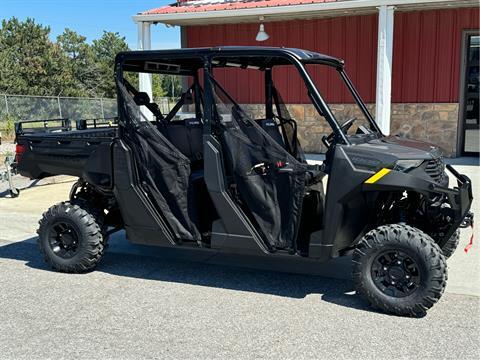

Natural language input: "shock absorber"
[398,208,407,225]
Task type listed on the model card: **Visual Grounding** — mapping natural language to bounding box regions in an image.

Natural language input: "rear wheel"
[69,199,109,254]
[353,224,447,317]
[37,202,105,273]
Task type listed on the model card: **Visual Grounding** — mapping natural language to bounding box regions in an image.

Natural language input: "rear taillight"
[15,144,27,163]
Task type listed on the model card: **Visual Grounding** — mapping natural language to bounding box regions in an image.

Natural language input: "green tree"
[91,31,130,97]
[161,74,183,98]
[0,17,70,96]
[0,17,181,104]
[57,28,100,97]
[152,74,166,100]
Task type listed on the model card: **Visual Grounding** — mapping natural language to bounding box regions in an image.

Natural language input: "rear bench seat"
[159,117,287,176]
[159,118,203,171]
[161,118,284,167]
[160,117,323,185]
[158,118,214,234]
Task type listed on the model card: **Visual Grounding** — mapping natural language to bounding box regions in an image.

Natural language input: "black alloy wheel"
[48,221,81,259]
[371,249,421,298]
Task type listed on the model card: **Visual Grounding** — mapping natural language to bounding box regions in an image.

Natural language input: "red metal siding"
[186,8,479,104]
[392,8,479,103]
[186,14,379,104]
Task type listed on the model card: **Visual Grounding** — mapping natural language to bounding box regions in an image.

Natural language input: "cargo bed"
[15,118,118,190]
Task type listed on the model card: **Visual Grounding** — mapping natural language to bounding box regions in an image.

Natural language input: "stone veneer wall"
[390,104,459,157]
[242,103,459,156]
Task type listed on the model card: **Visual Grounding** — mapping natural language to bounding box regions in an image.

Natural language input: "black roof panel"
[117,46,344,73]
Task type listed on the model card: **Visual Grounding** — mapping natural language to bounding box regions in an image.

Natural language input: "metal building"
[133,0,479,156]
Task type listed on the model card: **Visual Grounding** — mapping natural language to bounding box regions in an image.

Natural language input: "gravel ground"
[0,140,15,164]
[0,138,71,194]
[0,140,15,154]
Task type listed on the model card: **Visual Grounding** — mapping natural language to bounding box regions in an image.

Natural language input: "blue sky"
[1,0,181,49]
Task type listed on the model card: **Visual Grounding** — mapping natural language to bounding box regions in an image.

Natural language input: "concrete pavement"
[0,237,479,360]
[0,160,479,359]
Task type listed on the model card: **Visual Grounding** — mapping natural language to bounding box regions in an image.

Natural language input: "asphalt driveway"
[0,159,479,359]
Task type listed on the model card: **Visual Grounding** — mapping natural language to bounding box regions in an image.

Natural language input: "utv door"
[208,75,307,251]
[115,81,201,244]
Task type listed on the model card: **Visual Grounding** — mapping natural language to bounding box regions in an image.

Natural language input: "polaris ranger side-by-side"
[14,47,473,316]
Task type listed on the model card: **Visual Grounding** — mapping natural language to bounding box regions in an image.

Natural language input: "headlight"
[394,159,424,172]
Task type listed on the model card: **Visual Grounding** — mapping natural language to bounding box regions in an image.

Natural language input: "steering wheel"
[322,117,357,148]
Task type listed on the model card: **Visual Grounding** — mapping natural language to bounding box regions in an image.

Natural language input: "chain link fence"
[0,94,172,124]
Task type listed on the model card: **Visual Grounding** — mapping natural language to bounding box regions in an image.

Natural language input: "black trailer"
[15,47,474,316]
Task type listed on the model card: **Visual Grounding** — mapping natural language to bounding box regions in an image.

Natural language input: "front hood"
[354,135,443,160]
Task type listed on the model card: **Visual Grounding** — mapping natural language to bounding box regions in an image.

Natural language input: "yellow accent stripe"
[365,168,391,184]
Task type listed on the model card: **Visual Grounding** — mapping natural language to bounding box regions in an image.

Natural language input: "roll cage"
[114,46,381,144]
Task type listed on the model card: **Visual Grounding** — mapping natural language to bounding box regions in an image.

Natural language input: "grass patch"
[0,113,16,138]
[0,133,15,142]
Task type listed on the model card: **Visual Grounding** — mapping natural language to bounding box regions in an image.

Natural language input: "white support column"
[375,5,395,135]
[137,21,153,120]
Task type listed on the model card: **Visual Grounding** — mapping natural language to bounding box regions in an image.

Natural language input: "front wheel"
[353,224,447,317]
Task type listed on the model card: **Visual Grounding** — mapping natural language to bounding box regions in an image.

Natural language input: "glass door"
[462,34,479,155]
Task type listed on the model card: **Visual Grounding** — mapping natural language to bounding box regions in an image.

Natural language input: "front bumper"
[363,164,474,238]
[446,164,474,228]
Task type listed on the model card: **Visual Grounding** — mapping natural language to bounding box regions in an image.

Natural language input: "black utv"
[15,47,473,317]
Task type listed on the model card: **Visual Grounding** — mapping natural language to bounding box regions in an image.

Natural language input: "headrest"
[134,92,151,106]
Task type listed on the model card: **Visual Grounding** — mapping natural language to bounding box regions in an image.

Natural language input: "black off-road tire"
[353,224,447,317]
[37,202,106,273]
[69,199,109,255]
[438,229,460,259]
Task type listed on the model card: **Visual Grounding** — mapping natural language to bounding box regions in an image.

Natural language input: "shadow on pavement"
[0,235,376,314]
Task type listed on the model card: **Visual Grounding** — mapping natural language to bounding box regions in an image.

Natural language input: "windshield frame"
[206,54,382,145]
[206,53,350,144]
[338,68,382,134]
[299,60,383,141]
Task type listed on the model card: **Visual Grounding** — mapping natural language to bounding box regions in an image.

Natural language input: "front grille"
[425,158,447,185]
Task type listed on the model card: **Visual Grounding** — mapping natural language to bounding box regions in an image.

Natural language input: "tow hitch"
[460,211,475,253]
[0,155,20,198]
[460,211,474,229]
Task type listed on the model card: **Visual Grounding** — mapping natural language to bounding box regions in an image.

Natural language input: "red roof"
[141,0,341,15]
